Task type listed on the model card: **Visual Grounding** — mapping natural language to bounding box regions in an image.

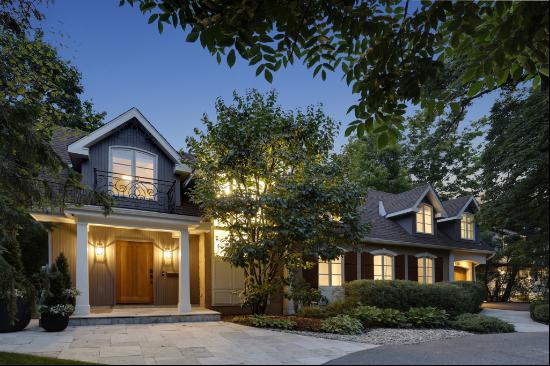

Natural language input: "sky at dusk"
[38,0,499,152]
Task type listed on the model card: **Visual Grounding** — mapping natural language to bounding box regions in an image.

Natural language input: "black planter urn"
[0,297,32,333]
[40,312,70,332]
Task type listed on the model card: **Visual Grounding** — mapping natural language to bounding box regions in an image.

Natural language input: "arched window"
[110,147,157,200]
[373,255,394,280]
[461,213,475,240]
[416,204,433,234]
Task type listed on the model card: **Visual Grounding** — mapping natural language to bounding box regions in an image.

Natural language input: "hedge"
[530,301,549,324]
[450,313,515,333]
[344,280,485,316]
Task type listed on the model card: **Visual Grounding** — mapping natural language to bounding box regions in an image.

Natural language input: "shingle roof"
[442,196,474,217]
[382,184,430,214]
[363,189,492,252]
[51,126,89,165]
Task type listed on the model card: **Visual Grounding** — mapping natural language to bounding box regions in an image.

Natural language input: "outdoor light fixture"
[95,243,105,259]
[164,249,173,260]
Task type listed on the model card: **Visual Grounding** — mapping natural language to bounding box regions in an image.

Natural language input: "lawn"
[0,352,99,365]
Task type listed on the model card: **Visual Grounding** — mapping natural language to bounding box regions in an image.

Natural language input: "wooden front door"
[454,266,469,281]
[116,241,154,304]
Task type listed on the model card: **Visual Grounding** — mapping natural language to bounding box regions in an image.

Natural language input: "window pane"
[332,262,342,275]
[112,149,132,166]
[319,261,329,275]
[384,263,393,279]
[331,274,342,286]
[319,274,330,286]
[136,151,154,170]
[374,255,383,266]
[384,256,392,266]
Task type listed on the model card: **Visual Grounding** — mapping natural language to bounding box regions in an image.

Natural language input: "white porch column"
[75,221,90,315]
[178,227,192,313]
[448,252,455,282]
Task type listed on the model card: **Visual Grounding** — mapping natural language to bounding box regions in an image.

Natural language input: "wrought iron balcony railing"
[32,170,178,215]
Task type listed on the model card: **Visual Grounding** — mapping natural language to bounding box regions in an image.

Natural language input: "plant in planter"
[35,252,77,332]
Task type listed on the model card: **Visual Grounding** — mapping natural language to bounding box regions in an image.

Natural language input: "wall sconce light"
[163,249,173,266]
[95,243,105,261]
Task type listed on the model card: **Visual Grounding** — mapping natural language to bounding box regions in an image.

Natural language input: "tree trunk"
[501,265,519,302]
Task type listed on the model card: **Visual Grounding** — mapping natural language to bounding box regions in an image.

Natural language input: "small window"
[318,257,342,286]
[416,204,433,234]
[461,213,475,240]
[373,255,393,280]
[418,257,434,284]
[111,148,157,200]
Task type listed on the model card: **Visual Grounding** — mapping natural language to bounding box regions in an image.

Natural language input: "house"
[31,108,492,319]
[302,185,493,301]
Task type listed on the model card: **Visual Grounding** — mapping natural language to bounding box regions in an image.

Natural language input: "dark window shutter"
[395,255,406,280]
[302,263,318,288]
[344,252,358,282]
[361,252,374,280]
[408,255,418,282]
[435,257,444,282]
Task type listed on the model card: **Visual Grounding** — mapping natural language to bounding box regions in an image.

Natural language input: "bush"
[451,314,515,333]
[406,307,449,328]
[296,306,329,319]
[531,303,549,324]
[321,315,363,335]
[344,280,484,316]
[325,299,355,316]
[290,316,324,332]
[350,306,407,328]
[232,315,297,330]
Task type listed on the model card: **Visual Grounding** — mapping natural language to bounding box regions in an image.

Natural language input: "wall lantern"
[163,249,173,266]
[94,243,105,261]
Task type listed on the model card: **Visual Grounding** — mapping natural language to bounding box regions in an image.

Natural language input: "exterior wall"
[49,223,201,307]
[80,119,182,206]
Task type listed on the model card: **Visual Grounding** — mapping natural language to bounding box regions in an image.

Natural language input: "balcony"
[32,170,200,216]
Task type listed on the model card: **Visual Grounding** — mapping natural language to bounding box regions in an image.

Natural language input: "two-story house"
[32,108,492,321]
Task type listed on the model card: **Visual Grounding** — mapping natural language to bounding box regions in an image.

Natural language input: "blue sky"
[38,0,499,152]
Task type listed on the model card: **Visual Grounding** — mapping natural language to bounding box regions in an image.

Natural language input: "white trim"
[415,252,438,259]
[68,107,191,173]
[370,248,398,257]
[386,185,449,219]
[437,196,480,222]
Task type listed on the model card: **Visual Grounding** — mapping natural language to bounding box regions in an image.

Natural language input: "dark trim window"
[416,204,433,234]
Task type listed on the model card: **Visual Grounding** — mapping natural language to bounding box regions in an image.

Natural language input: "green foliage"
[321,315,363,335]
[324,299,355,317]
[405,307,449,329]
[451,314,515,334]
[233,315,297,330]
[530,301,549,324]
[286,276,326,310]
[336,137,412,193]
[123,0,548,143]
[55,253,72,291]
[35,254,76,314]
[350,306,406,328]
[344,280,484,317]
[186,90,367,313]
[478,90,549,302]
[296,306,329,319]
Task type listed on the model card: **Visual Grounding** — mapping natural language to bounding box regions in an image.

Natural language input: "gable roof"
[67,108,191,173]
[364,189,492,252]
[439,196,480,222]
[383,184,448,219]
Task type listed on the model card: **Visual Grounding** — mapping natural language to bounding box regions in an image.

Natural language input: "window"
[373,255,393,280]
[111,148,156,199]
[318,257,342,286]
[461,213,475,240]
[416,204,433,234]
[417,257,434,284]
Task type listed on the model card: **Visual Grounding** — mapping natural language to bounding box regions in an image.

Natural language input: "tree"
[402,111,483,199]
[122,0,548,144]
[337,137,412,193]
[186,90,367,313]
[478,89,549,300]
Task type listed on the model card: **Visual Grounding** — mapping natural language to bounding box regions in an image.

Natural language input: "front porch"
[69,306,220,326]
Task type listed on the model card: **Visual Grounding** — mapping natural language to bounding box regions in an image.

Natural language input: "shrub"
[530,300,549,324]
[325,299,355,316]
[290,316,324,332]
[531,304,549,324]
[321,315,363,335]
[232,315,297,330]
[451,314,515,333]
[350,306,407,328]
[344,280,484,316]
[296,306,329,319]
[406,307,449,328]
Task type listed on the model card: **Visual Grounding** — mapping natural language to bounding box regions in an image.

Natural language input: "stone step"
[69,308,221,326]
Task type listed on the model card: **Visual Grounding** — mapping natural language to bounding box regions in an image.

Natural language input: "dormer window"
[416,204,433,234]
[461,213,475,240]
[110,147,157,200]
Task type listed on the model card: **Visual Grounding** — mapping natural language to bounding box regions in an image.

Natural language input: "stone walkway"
[481,309,549,333]
[0,320,375,365]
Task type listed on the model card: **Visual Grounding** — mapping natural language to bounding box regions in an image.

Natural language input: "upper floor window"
[111,147,157,200]
[461,213,475,240]
[319,257,342,286]
[373,255,393,280]
[416,204,433,234]
[417,257,434,284]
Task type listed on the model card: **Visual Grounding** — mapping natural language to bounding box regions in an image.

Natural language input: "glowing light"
[121,175,133,181]
[164,250,173,260]
[95,246,105,257]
